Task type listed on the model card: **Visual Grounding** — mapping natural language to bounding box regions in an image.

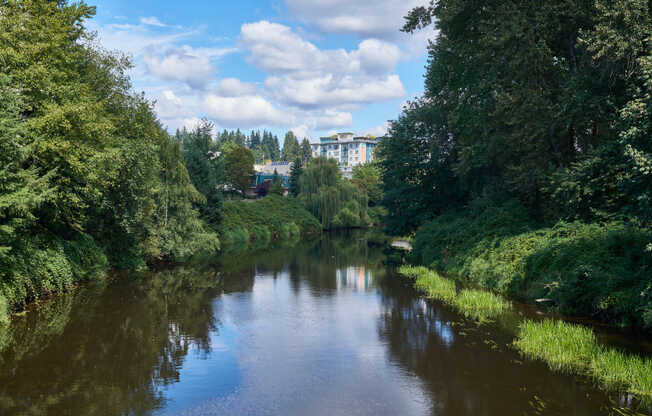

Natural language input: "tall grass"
[453,289,511,323]
[515,319,652,397]
[399,265,510,323]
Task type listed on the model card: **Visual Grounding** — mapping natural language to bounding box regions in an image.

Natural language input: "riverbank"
[410,199,652,331]
[219,195,322,251]
[398,265,652,400]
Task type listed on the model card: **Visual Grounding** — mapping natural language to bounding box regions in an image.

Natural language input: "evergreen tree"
[301,138,313,163]
[179,119,224,227]
[282,131,300,161]
[289,158,303,197]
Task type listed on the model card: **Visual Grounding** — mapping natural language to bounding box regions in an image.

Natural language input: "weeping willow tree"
[299,157,370,229]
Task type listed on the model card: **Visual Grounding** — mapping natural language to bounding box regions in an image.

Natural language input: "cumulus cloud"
[215,78,257,96]
[265,74,405,109]
[240,21,405,110]
[144,46,235,88]
[284,0,430,40]
[291,124,310,139]
[363,122,390,137]
[201,95,288,127]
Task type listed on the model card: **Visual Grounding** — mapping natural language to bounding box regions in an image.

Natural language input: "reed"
[399,266,511,323]
[515,319,652,397]
[453,289,511,323]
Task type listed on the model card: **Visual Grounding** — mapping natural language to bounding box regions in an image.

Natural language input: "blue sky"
[89,0,433,140]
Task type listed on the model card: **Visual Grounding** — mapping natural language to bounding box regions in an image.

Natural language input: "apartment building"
[310,133,380,178]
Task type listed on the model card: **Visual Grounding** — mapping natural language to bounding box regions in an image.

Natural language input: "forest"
[378,0,652,330]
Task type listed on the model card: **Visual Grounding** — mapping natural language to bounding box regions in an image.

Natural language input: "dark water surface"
[0,232,649,415]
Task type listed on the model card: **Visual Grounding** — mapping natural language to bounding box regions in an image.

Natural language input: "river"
[0,232,649,415]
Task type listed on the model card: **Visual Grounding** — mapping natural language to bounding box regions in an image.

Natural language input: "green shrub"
[412,199,652,329]
[220,195,321,242]
[0,232,110,314]
[0,295,8,326]
[332,207,359,228]
[250,225,271,249]
[288,222,300,239]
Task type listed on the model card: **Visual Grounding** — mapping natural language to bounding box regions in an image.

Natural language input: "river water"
[0,232,649,415]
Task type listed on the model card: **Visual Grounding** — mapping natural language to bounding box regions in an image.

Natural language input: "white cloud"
[291,125,310,139]
[143,45,235,88]
[201,95,288,127]
[215,78,257,96]
[90,21,197,57]
[140,17,167,27]
[240,21,406,110]
[363,122,390,137]
[284,0,430,40]
[312,109,353,129]
[265,74,405,109]
[355,39,401,76]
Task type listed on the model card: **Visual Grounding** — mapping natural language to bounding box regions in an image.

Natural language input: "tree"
[352,163,383,206]
[301,138,313,163]
[179,119,224,227]
[299,157,370,229]
[270,169,284,196]
[289,158,303,197]
[225,146,255,196]
[0,0,219,316]
[282,131,300,161]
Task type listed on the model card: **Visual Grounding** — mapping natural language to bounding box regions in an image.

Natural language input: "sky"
[88,0,434,140]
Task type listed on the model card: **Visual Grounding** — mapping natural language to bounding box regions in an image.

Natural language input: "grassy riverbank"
[220,196,322,251]
[398,266,652,399]
[515,320,652,397]
[400,266,511,324]
[410,200,652,331]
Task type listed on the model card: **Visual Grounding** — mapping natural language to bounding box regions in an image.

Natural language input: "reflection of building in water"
[336,266,373,291]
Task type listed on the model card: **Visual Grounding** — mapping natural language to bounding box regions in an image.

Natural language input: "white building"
[310,133,380,178]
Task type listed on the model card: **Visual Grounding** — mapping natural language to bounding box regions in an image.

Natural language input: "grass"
[515,319,652,397]
[453,289,511,323]
[400,265,652,399]
[399,265,510,323]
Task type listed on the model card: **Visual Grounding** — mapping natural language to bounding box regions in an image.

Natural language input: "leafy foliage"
[0,0,219,321]
[411,199,652,329]
[225,146,255,195]
[220,195,321,251]
[298,157,372,229]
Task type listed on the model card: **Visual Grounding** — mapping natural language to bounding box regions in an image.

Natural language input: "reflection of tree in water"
[374,276,622,416]
[0,265,253,415]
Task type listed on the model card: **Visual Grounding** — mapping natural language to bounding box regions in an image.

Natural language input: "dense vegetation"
[298,157,373,229]
[219,196,322,251]
[379,0,652,330]
[0,1,221,324]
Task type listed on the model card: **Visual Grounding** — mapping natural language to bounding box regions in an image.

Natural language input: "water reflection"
[0,232,648,415]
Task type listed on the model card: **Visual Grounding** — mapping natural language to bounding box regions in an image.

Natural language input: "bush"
[332,207,359,228]
[0,232,109,314]
[250,225,271,248]
[220,195,321,250]
[411,199,652,329]
[0,295,7,326]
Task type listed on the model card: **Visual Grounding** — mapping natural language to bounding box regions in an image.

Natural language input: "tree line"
[378,0,651,329]
[379,0,651,234]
